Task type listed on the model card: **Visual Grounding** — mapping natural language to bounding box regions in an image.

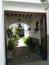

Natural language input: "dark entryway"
[4,11,47,65]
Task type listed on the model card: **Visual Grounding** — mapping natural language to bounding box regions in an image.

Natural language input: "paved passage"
[8,38,49,65]
[19,61,49,65]
[8,54,42,65]
[8,61,49,65]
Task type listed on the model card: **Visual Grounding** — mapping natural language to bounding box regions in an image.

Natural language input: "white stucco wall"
[3,1,46,13]
[0,0,6,65]
[3,0,41,3]
[46,8,49,61]
[47,8,49,34]
[31,15,41,39]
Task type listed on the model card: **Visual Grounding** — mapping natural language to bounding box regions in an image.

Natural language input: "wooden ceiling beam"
[4,10,46,16]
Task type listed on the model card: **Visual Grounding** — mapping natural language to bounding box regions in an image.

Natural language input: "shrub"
[22,37,27,44]
[14,27,19,34]
[13,34,19,40]
[8,37,14,51]
[22,37,32,45]
[6,28,13,38]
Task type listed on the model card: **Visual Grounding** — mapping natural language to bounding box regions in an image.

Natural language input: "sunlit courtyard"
[17,38,27,47]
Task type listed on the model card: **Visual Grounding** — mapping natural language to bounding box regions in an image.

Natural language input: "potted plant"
[7,37,14,59]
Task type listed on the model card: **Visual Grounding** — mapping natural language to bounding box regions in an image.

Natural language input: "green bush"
[13,34,19,40]
[14,27,19,34]
[15,34,19,40]
[22,37,32,44]
[6,28,13,38]
[8,37,14,51]
[22,37,27,44]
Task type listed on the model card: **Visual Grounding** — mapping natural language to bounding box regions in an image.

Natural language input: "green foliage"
[21,29,24,31]
[8,37,14,51]
[22,37,27,44]
[14,27,19,34]
[13,34,19,40]
[15,27,19,31]
[6,28,13,37]
[22,37,41,54]
[22,37,32,44]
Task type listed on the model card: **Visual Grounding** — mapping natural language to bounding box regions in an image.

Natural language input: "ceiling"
[4,11,46,19]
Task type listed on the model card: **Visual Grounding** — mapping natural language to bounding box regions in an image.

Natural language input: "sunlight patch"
[17,38,27,47]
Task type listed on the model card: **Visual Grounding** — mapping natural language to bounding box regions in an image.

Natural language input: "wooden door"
[40,15,47,60]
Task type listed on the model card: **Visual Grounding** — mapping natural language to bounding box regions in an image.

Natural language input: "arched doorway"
[4,11,47,65]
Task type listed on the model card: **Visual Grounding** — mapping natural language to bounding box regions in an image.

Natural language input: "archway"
[4,11,47,65]
[6,22,31,47]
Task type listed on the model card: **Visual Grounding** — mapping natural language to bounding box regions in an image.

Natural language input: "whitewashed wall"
[3,0,41,3]
[0,0,6,65]
[3,1,46,13]
[31,15,41,39]
[47,8,49,34]
[46,8,49,61]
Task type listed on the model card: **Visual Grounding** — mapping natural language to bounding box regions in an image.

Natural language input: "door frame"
[40,15,47,60]
[4,10,47,65]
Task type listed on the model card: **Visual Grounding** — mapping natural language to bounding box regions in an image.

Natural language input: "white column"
[0,0,6,65]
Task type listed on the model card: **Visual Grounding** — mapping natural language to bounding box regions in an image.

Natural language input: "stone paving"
[19,61,49,65]
[8,38,49,65]
[8,54,42,65]
[8,60,49,65]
